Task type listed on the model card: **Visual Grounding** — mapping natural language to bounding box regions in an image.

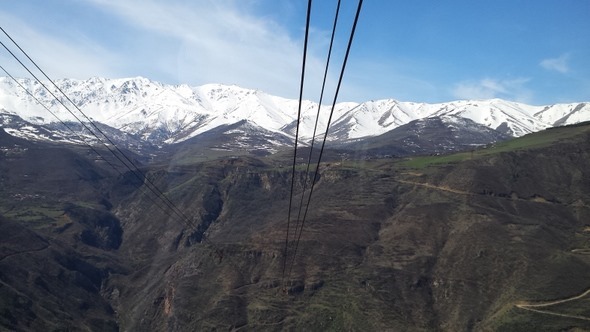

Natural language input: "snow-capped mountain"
[427,99,550,137]
[335,115,512,158]
[532,102,590,127]
[0,76,589,152]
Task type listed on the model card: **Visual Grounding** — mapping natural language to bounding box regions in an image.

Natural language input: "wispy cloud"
[4,1,584,104]
[540,53,570,73]
[0,13,120,80]
[82,0,328,100]
[451,78,532,102]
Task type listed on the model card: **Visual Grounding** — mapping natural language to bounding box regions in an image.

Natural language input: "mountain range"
[1,77,589,154]
[2,75,590,330]
[1,118,590,331]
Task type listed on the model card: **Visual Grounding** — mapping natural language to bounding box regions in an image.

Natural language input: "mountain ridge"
[1,121,590,330]
[1,76,589,149]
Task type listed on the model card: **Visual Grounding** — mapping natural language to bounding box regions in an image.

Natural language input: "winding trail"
[397,176,590,323]
[396,179,471,196]
[0,243,50,261]
[515,288,590,321]
[396,178,563,205]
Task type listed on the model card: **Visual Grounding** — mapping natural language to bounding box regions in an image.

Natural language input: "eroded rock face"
[113,142,590,330]
[2,125,590,331]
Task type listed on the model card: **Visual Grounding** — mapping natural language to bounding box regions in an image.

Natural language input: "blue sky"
[0,0,588,105]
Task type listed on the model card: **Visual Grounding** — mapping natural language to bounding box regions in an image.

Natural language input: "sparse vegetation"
[1,122,590,330]
[398,121,590,169]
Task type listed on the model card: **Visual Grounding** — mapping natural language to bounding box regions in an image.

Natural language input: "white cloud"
[540,54,570,74]
[0,0,335,100]
[452,78,533,102]
[82,0,328,100]
[0,13,120,80]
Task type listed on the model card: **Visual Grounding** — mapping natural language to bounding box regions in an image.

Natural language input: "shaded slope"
[0,136,134,331]
[336,115,510,158]
[0,216,123,331]
[105,122,590,331]
[159,120,295,165]
[0,123,589,330]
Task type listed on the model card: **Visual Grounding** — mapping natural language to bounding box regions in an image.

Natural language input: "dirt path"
[398,176,590,322]
[515,288,590,321]
[397,178,561,205]
[396,179,472,196]
[0,243,50,261]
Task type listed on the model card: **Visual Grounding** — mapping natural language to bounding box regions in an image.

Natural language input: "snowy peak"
[429,99,550,137]
[0,77,296,144]
[329,100,419,140]
[0,77,589,153]
[533,102,590,127]
[335,114,511,159]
